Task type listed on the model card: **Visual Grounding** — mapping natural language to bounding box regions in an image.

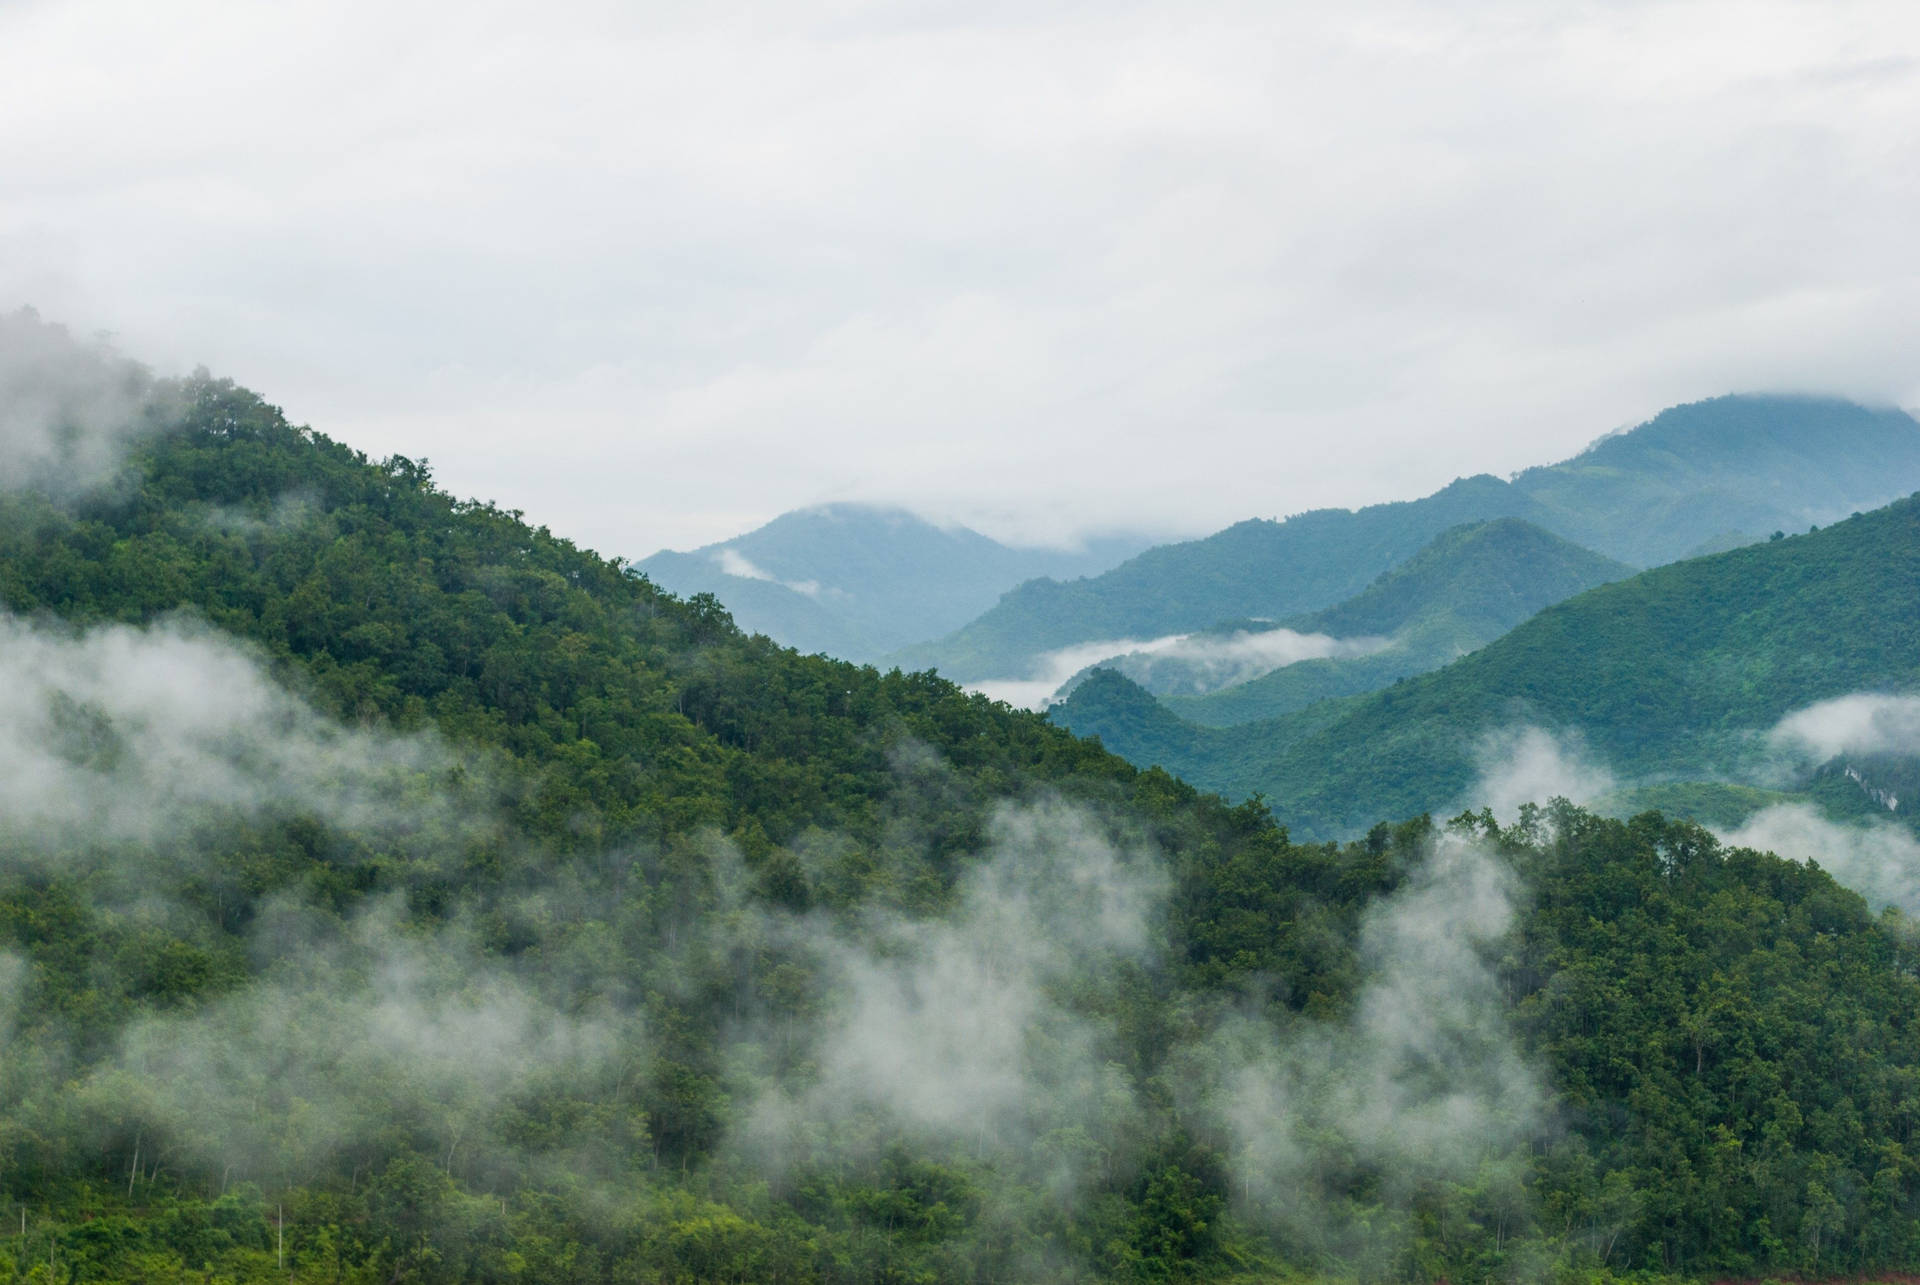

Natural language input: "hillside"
[1520,394,1920,565]
[636,504,1147,662]
[6,315,1920,1283]
[1163,519,1632,724]
[889,473,1527,680]
[901,395,1920,684]
[1056,495,1920,836]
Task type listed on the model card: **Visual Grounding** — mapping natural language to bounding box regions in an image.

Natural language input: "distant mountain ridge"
[1054,491,1920,838]
[893,395,1920,682]
[1161,518,1633,724]
[634,504,1150,662]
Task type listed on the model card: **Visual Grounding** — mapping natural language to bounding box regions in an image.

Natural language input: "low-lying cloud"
[1463,726,1616,826]
[0,611,487,861]
[0,308,173,496]
[739,794,1545,1266]
[1720,803,1920,917]
[1770,693,1920,761]
[713,547,826,599]
[88,899,630,1191]
[971,627,1386,709]
[741,799,1164,1181]
[1193,833,1542,1260]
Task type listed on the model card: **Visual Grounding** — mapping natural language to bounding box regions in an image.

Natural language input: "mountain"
[898,395,1920,683]
[1515,393,1920,565]
[886,473,1528,681]
[635,504,1148,661]
[1153,518,1632,723]
[1054,494,1920,837]
[8,316,1920,1283]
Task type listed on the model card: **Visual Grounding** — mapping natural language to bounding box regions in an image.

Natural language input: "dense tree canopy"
[0,355,1916,1283]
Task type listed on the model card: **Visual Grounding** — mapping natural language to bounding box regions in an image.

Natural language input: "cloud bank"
[1770,693,1920,760]
[0,308,170,495]
[971,627,1384,709]
[0,611,486,861]
[1463,726,1617,825]
[1721,803,1920,916]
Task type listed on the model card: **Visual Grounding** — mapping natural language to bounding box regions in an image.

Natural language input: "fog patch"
[1195,834,1541,1260]
[738,798,1164,1192]
[713,547,825,598]
[0,611,488,861]
[1465,726,1615,825]
[1720,803,1920,915]
[1770,693,1920,761]
[0,307,175,496]
[89,899,631,1190]
[200,490,322,539]
[971,627,1384,709]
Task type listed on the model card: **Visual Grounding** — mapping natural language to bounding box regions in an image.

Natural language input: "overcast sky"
[3,0,1917,558]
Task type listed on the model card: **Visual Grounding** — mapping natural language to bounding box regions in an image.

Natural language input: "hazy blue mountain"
[888,474,1529,681]
[1159,518,1633,723]
[896,395,1920,683]
[634,504,1150,662]
[1054,492,1920,838]
[1515,394,1920,565]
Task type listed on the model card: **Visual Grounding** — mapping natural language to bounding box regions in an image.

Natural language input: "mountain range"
[1054,493,1920,837]
[6,312,1920,1282]
[634,504,1150,662]
[891,395,1920,684]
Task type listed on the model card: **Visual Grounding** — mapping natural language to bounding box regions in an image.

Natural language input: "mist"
[89,898,634,1193]
[1721,804,1920,916]
[1770,693,1920,760]
[0,610,488,862]
[971,627,1386,709]
[1184,830,1542,1267]
[1461,726,1617,826]
[0,308,172,496]
[739,799,1164,1188]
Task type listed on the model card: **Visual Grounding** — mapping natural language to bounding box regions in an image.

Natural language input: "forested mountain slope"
[6,315,1920,1283]
[900,395,1920,683]
[1056,496,1920,837]
[1163,519,1631,724]
[636,504,1147,662]
[888,473,1527,681]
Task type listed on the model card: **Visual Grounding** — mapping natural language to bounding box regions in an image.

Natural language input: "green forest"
[1054,494,1920,838]
[5,324,1920,1284]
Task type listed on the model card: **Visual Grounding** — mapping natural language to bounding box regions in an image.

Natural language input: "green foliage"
[3,332,1920,1283]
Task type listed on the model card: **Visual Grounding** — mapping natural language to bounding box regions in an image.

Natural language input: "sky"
[3,0,1918,560]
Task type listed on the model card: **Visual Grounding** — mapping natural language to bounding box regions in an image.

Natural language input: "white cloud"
[96,900,626,1185]
[969,627,1383,709]
[1770,693,1920,760]
[1464,726,1616,824]
[1199,834,1542,1255]
[0,611,484,860]
[4,1,1920,555]
[738,798,1167,1177]
[1720,803,1920,914]
[713,547,826,597]
[714,547,775,581]
[0,307,167,493]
